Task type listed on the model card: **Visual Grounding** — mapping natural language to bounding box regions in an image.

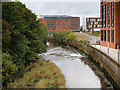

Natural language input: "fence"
[91,45,120,63]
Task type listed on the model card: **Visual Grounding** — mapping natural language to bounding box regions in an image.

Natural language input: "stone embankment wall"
[69,41,120,87]
[48,38,120,87]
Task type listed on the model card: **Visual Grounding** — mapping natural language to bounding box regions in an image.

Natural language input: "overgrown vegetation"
[79,40,89,45]
[2,2,48,87]
[89,32,100,37]
[52,31,76,42]
[7,59,66,88]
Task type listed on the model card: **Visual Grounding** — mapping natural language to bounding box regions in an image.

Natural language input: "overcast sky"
[19,0,100,25]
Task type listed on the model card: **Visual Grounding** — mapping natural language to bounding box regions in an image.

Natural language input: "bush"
[79,40,89,45]
[2,53,18,87]
[89,32,100,37]
[52,31,75,42]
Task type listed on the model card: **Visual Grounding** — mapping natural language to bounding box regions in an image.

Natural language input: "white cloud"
[19,0,100,3]
[19,1,100,25]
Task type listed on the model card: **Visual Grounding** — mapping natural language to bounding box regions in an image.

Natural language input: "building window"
[87,18,89,21]
[104,30,106,41]
[112,2,114,27]
[101,6,103,27]
[108,30,110,42]
[101,30,103,41]
[104,5,106,27]
[95,22,98,24]
[111,30,114,43]
[108,3,110,27]
[97,25,100,27]
[97,19,100,21]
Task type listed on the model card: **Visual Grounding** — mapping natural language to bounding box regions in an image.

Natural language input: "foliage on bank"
[79,40,89,45]
[2,2,48,87]
[52,31,75,42]
[89,32,100,37]
[7,59,66,88]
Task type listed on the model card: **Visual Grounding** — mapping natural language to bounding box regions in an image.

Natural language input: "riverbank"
[7,59,66,88]
[48,37,120,88]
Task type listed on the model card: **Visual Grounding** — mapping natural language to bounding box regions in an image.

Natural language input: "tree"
[2,2,48,87]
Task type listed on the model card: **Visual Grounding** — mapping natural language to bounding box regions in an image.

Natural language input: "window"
[95,22,98,24]
[104,5,106,27]
[111,30,114,43]
[101,30,103,41]
[108,3,110,27]
[97,19,100,21]
[112,2,114,27]
[104,30,106,41]
[87,18,89,22]
[108,30,110,42]
[101,6,103,27]
[97,25,100,27]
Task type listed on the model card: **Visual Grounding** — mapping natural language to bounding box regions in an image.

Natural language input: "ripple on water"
[41,46,102,88]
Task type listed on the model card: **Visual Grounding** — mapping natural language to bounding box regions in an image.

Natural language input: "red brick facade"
[38,15,80,32]
[100,1,120,49]
[70,17,80,31]
[86,17,101,32]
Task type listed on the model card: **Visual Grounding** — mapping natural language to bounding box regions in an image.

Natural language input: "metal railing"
[92,44,120,63]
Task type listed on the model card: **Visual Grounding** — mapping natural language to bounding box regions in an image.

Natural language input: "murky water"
[40,42,113,88]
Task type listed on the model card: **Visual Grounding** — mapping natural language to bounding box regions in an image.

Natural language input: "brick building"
[86,17,101,32]
[38,15,80,32]
[100,0,120,49]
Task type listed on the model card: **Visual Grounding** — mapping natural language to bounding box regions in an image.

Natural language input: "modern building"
[100,0,120,49]
[86,17,101,32]
[83,18,86,31]
[38,15,80,32]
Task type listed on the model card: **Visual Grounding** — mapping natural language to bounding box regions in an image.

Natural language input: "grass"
[88,32,100,37]
[74,33,91,41]
[7,59,66,88]
[79,40,89,45]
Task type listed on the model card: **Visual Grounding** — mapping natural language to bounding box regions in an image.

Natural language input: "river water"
[40,42,113,88]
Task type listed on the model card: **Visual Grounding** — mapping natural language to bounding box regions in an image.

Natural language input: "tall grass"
[7,59,66,88]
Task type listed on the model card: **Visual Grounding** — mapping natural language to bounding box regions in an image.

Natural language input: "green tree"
[2,2,48,87]
[2,20,12,52]
[2,2,48,69]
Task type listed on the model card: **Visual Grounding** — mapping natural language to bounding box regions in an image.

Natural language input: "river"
[39,42,113,88]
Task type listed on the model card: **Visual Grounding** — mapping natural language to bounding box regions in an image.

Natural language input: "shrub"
[2,53,18,87]
[52,31,75,42]
[79,40,89,45]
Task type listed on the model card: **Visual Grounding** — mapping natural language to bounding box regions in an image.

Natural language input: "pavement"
[91,45,120,63]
